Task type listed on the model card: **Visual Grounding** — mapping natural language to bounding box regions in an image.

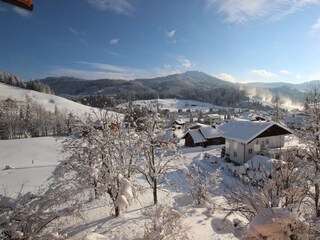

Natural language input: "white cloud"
[87,0,133,15]
[78,61,143,74]
[296,74,302,79]
[51,62,182,80]
[215,73,236,82]
[166,29,177,38]
[206,0,320,23]
[69,27,80,36]
[106,50,122,58]
[179,57,192,69]
[279,69,290,74]
[310,18,320,34]
[250,69,277,78]
[12,6,32,17]
[110,38,120,45]
[69,27,86,44]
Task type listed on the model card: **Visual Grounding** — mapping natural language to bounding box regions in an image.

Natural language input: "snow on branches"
[54,111,139,216]
[0,185,80,239]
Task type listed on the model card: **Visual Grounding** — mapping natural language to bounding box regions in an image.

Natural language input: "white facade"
[225,135,285,164]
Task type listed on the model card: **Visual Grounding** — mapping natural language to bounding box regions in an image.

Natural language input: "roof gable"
[187,129,207,144]
[254,124,292,139]
[199,126,223,139]
[219,118,292,144]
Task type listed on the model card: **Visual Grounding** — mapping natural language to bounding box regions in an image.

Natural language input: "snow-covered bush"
[246,208,308,240]
[144,204,190,240]
[184,163,220,205]
[0,185,80,239]
[223,152,312,239]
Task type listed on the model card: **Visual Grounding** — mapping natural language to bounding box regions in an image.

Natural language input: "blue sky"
[1,0,320,83]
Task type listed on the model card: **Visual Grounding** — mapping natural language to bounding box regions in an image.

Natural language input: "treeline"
[61,94,123,109]
[181,87,248,107]
[0,97,74,139]
[65,87,250,108]
[0,72,54,94]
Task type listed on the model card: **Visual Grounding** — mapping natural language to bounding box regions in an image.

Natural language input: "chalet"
[218,119,292,164]
[182,126,225,147]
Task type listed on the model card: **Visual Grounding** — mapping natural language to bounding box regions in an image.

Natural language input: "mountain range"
[39,71,231,97]
[38,71,315,107]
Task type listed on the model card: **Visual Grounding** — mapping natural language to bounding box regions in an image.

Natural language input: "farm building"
[182,126,225,147]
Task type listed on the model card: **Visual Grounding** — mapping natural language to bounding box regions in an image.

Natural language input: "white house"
[204,114,222,125]
[218,119,292,164]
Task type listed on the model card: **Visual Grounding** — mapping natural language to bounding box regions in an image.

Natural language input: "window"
[234,152,237,157]
[256,140,259,145]
[266,139,269,145]
[248,148,253,154]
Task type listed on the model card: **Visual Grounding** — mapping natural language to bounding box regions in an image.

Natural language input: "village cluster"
[146,100,303,165]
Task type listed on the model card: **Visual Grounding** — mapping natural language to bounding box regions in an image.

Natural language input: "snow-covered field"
[123,99,224,112]
[0,137,62,195]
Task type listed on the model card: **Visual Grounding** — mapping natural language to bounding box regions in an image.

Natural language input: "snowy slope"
[0,83,98,116]
[0,136,243,239]
[0,137,62,195]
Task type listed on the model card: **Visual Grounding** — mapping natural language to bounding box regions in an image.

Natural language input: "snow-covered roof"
[218,118,292,144]
[182,126,223,143]
[205,114,221,119]
[188,122,208,129]
[173,119,185,125]
[184,129,207,144]
[284,115,303,124]
[199,126,223,139]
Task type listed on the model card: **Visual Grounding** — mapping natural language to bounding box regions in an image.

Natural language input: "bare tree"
[271,93,284,123]
[54,111,139,216]
[301,83,320,217]
[140,142,180,204]
[137,111,181,204]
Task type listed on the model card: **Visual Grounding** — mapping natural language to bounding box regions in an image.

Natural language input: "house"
[182,126,225,147]
[218,118,292,164]
[188,122,208,130]
[284,111,305,129]
[204,114,222,125]
[172,119,185,130]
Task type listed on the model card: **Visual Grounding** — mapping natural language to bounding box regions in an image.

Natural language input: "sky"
[1,0,320,83]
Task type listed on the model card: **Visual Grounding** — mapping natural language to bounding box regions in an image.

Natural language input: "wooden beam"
[1,0,33,11]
